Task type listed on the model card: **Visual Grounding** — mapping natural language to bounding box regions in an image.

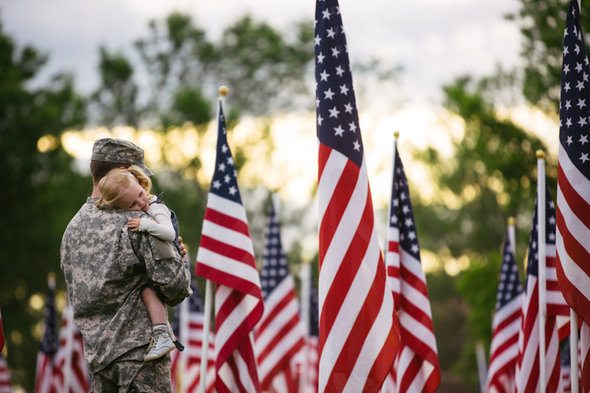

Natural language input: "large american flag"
[0,308,12,393]
[52,305,89,393]
[555,0,590,388]
[384,147,440,393]
[170,280,215,393]
[315,0,400,391]
[514,189,568,392]
[485,228,523,393]
[35,277,59,393]
[195,100,264,393]
[255,197,304,392]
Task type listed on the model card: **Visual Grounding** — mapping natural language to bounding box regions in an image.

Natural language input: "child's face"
[118,178,149,211]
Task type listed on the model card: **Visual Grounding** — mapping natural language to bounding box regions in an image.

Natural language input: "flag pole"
[199,85,229,393]
[571,310,579,393]
[507,217,516,257]
[299,261,311,393]
[475,340,487,392]
[536,150,547,393]
[179,293,190,393]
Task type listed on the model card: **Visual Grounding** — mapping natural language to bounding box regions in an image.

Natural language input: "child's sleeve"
[140,203,176,242]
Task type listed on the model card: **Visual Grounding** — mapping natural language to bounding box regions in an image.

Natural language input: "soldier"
[60,138,191,392]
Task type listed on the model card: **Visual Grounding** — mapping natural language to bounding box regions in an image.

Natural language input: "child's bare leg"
[141,286,167,325]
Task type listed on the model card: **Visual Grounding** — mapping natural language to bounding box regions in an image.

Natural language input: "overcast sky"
[0,0,522,104]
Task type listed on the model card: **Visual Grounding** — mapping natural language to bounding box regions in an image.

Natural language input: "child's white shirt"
[138,195,175,242]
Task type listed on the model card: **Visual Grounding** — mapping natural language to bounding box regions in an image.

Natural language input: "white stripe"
[318,157,369,315]
[559,144,590,205]
[400,249,427,283]
[491,294,523,330]
[399,309,438,351]
[318,149,348,223]
[256,297,300,355]
[400,278,430,316]
[260,278,294,319]
[259,326,304,377]
[344,275,393,393]
[215,291,259,350]
[320,224,384,392]
[234,339,258,393]
[487,343,520,381]
[197,248,259,285]
[557,184,590,254]
[489,315,521,355]
[556,231,590,305]
[207,193,250,223]
[200,218,255,255]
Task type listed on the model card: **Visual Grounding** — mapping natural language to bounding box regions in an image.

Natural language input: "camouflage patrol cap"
[91,138,154,176]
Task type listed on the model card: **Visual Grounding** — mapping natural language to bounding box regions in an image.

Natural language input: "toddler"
[96,165,181,361]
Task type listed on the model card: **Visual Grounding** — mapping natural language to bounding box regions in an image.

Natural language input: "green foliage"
[509,0,590,113]
[0,21,89,390]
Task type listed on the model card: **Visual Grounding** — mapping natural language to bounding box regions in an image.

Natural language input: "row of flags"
[486,1,590,392]
[3,0,587,391]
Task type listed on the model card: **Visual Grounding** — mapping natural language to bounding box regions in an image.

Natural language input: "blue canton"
[209,101,242,204]
[389,149,421,260]
[495,230,523,310]
[315,0,364,168]
[560,1,590,178]
[260,201,290,299]
[525,186,557,279]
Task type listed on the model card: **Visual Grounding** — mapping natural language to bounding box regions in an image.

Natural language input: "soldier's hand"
[128,217,141,231]
[177,236,188,257]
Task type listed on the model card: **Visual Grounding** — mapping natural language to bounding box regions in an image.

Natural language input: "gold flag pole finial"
[394,131,400,140]
[218,85,229,98]
[507,216,515,225]
[536,150,545,159]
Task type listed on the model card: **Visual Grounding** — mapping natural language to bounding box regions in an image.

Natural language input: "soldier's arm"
[130,231,191,307]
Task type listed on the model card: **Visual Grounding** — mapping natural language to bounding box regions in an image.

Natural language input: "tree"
[0,21,88,390]
[509,0,590,113]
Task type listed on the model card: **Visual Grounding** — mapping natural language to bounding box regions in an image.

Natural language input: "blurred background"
[0,0,585,391]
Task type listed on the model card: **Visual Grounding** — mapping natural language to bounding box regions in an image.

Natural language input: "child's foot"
[144,330,176,361]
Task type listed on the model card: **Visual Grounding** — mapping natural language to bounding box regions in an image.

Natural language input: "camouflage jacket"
[60,199,191,373]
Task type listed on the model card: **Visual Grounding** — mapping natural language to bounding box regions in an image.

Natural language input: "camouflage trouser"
[91,356,171,393]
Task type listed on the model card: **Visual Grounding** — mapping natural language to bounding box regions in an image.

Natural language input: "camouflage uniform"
[60,138,191,392]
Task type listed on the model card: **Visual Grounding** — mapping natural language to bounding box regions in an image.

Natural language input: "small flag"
[255,197,304,392]
[35,276,59,393]
[195,100,264,392]
[485,228,523,393]
[385,146,441,393]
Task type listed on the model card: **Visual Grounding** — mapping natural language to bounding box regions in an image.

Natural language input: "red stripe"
[198,235,256,270]
[256,291,297,334]
[257,313,302,364]
[558,164,590,228]
[319,166,366,354]
[324,234,394,391]
[318,159,359,269]
[398,354,422,393]
[196,263,261,298]
[388,241,399,253]
[204,207,251,238]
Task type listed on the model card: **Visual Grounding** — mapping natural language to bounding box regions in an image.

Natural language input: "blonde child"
[96,165,181,361]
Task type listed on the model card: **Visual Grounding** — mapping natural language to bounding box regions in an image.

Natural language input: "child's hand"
[128,217,141,231]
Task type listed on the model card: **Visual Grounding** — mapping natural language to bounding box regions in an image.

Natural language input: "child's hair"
[96,165,152,209]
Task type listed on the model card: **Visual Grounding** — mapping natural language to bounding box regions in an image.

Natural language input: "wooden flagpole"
[536,150,547,393]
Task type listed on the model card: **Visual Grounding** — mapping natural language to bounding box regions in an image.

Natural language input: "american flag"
[514,189,568,392]
[555,0,590,388]
[384,146,440,393]
[255,197,304,393]
[35,277,59,393]
[485,229,523,393]
[52,305,90,393]
[315,0,400,391]
[0,308,12,393]
[195,100,264,392]
[170,281,215,393]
